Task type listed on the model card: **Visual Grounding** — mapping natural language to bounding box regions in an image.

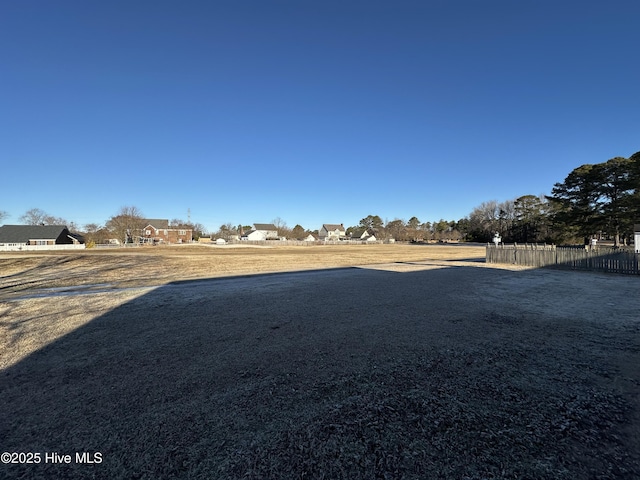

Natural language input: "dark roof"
[635,224,640,232]
[322,224,345,231]
[348,228,365,237]
[350,228,375,238]
[144,219,169,229]
[254,223,277,231]
[0,225,69,243]
[68,232,85,243]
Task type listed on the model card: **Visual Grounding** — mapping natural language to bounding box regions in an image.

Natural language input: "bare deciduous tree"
[20,208,49,225]
[215,223,237,241]
[82,223,111,245]
[271,217,291,238]
[106,206,145,245]
[19,208,74,229]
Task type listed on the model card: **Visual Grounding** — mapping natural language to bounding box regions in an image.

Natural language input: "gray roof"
[321,224,345,231]
[0,225,69,243]
[144,219,170,229]
[254,223,278,231]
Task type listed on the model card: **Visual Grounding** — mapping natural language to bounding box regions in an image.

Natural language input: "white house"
[348,228,377,242]
[319,224,346,241]
[242,223,279,241]
[243,230,265,241]
[359,229,377,242]
[635,224,640,253]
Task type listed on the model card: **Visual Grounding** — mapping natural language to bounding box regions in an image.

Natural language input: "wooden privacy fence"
[486,244,640,275]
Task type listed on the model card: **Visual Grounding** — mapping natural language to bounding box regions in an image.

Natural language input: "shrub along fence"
[486,244,640,275]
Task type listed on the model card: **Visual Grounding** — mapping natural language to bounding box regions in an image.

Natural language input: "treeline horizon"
[2,150,638,246]
[463,150,639,246]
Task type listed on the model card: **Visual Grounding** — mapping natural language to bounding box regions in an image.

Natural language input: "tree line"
[193,149,640,246]
[3,150,637,246]
[210,215,463,243]
[465,151,640,245]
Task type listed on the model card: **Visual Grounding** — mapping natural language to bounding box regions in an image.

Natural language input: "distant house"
[348,228,378,242]
[0,225,85,251]
[303,233,319,242]
[319,224,346,241]
[241,223,279,241]
[361,229,378,242]
[141,219,192,244]
[350,228,377,241]
[635,224,640,253]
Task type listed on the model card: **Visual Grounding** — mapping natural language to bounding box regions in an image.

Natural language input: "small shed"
[634,224,640,253]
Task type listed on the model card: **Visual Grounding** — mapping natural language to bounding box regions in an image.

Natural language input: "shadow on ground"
[1,265,639,479]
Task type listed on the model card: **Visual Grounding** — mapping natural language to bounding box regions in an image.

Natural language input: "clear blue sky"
[2,1,638,233]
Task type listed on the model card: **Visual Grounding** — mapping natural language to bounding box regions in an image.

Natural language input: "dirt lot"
[1,244,639,479]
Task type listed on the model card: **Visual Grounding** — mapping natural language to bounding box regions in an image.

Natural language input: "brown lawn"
[0,243,487,291]
[1,243,639,479]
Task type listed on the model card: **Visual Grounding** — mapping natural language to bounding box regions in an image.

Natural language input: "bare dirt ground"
[1,244,639,479]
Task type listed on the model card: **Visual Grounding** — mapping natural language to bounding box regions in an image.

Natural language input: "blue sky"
[2,1,639,233]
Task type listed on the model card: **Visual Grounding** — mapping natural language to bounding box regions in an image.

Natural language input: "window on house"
[145,230,151,235]
[179,230,186,235]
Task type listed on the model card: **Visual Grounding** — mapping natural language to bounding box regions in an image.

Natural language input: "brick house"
[141,219,192,244]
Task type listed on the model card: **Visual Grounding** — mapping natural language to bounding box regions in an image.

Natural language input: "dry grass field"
[0,243,487,292]
[0,244,487,369]
[1,244,639,479]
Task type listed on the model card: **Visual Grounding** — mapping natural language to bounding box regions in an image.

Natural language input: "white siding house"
[242,223,279,241]
[244,230,267,241]
[319,224,346,241]
[359,229,377,241]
